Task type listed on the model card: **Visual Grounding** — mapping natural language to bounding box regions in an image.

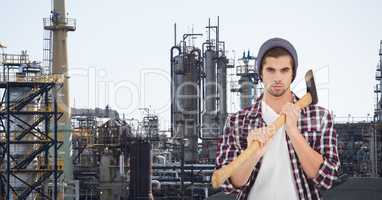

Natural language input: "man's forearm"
[230,152,261,188]
[287,127,323,178]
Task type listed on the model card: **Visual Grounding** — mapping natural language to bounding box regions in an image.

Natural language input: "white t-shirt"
[247,100,298,200]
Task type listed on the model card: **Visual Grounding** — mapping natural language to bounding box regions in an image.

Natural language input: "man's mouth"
[272,84,283,88]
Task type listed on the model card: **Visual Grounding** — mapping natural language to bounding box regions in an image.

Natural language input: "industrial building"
[0,0,381,200]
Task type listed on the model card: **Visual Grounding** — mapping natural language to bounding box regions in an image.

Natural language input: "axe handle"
[211,92,313,188]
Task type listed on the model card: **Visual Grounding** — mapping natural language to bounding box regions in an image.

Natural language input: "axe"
[211,69,318,188]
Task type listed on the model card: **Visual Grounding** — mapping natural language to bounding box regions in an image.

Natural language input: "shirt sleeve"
[215,114,249,194]
[312,110,340,189]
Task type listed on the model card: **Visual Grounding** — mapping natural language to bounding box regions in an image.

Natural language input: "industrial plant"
[0,0,381,200]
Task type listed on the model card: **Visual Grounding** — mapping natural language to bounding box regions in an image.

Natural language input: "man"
[215,38,340,200]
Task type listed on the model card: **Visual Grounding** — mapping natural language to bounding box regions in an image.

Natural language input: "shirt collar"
[251,91,304,119]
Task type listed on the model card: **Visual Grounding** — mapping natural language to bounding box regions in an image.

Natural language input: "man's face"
[261,55,293,97]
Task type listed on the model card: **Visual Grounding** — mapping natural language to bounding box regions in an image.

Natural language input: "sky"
[1,0,381,128]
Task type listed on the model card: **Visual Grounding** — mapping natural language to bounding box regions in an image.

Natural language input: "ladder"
[42,29,52,75]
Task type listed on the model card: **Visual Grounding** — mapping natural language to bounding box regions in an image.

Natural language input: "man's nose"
[273,79,282,84]
[273,72,283,82]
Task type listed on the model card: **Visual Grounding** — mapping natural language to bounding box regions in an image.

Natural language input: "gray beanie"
[256,37,298,81]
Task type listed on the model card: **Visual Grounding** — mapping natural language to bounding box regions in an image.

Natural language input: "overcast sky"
[1,0,381,128]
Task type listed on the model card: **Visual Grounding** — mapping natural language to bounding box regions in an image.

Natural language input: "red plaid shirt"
[215,93,340,200]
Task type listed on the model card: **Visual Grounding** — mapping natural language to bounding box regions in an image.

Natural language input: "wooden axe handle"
[211,92,313,188]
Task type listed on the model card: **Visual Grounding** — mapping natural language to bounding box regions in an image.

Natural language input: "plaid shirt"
[215,93,340,200]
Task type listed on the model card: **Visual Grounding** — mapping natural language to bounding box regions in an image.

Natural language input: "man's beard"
[266,85,288,97]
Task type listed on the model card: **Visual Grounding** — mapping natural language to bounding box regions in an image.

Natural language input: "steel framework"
[0,58,63,199]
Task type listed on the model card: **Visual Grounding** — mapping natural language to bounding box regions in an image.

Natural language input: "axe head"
[305,70,318,105]
[0,41,6,48]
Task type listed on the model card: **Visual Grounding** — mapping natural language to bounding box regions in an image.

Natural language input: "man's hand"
[247,127,270,147]
[281,102,301,136]
[246,127,271,161]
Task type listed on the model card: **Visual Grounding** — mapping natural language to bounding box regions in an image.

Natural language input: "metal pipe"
[180,138,185,200]
[152,164,215,170]
[174,23,177,46]
[182,34,203,43]
[53,84,58,200]
[170,46,181,138]
[199,42,211,124]
[208,18,211,43]
[6,82,10,200]
[190,47,202,130]
[191,49,205,141]
[217,53,227,130]
[216,16,219,55]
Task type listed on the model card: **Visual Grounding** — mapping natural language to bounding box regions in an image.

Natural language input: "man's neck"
[263,90,292,114]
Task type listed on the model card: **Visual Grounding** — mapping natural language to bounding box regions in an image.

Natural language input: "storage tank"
[129,140,153,200]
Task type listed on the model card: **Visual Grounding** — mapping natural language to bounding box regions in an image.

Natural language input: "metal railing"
[236,64,256,76]
[43,17,76,31]
[334,115,373,124]
[1,53,30,65]
[0,73,64,83]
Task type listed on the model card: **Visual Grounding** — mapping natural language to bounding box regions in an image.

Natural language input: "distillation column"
[373,40,382,176]
[201,17,230,162]
[171,45,202,163]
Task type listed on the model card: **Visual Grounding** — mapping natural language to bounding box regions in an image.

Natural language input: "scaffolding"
[0,55,63,199]
[71,115,99,200]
